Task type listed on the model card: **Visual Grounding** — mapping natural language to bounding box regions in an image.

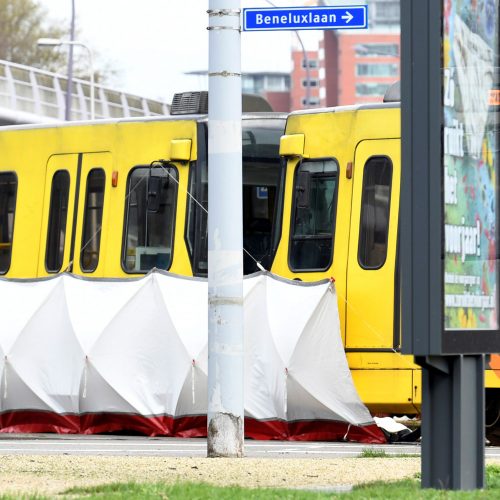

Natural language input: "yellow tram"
[278,99,500,418]
[1,91,499,419]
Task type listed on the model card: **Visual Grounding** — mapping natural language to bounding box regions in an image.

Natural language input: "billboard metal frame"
[400,0,500,489]
[401,1,500,356]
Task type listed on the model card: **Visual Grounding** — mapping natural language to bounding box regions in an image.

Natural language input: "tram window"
[185,162,208,275]
[185,161,284,276]
[123,165,178,273]
[81,169,105,273]
[0,173,17,274]
[358,156,392,269]
[45,170,70,273]
[186,122,285,277]
[289,160,338,271]
[243,162,283,274]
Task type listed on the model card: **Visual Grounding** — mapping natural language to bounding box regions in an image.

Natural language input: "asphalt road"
[0,434,500,458]
[0,434,498,459]
[0,435,417,458]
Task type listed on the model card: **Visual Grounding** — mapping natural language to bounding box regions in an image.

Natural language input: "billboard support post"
[416,355,485,488]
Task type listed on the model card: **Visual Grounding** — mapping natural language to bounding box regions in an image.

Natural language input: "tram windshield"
[186,119,285,276]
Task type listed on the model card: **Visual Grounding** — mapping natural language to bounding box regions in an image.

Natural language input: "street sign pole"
[203,1,369,460]
[207,0,244,458]
[242,5,368,111]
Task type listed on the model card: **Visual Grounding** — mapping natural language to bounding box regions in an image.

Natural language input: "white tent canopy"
[0,271,384,443]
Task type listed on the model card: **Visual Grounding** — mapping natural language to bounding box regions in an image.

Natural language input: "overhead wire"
[65,160,391,347]
[153,160,266,271]
[66,159,265,273]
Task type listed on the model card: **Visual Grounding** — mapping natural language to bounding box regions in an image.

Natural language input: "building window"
[265,74,289,91]
[45,170,70,273]
[355,43,399,58]
[123,165,178,273]
[302,79,319,88]
[358,157,392,269]
[0,172,17,274]
[356,63,398,77]
[355,83,391,97]
[242,74,290,93]
[81,168,105,272]
[302,59,318,69]
[301,97,320,106]
[372,0,400,25]
[289,160,338,271]
[242,76,256,93]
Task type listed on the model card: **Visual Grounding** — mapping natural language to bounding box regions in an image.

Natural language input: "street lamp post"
[262,0,311,108]
[37,38,95,120]
[66,0,76,121]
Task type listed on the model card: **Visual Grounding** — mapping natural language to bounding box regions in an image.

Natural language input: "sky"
[39,0,323,104]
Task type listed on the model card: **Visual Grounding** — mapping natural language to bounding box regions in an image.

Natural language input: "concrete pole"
[207,0,244,458]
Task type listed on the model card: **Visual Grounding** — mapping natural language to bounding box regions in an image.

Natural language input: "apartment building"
[292,0,400,109]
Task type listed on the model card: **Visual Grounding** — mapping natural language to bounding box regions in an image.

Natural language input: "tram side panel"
[106,120,197,279]
[275,106,420,414]
[0,119,199,280]
[0,128,57,278]
[277,105,500,414]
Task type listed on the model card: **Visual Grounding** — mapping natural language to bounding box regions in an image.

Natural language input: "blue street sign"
[242,5,368,32]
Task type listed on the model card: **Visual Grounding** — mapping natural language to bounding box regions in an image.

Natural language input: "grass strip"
[3,464,500,499]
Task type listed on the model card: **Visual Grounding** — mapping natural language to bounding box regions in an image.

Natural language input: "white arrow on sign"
[342,11,354,24]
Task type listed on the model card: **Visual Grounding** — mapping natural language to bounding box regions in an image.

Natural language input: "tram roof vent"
[383,81,400,103]
[171,91,274,115]
[171,91,209,115]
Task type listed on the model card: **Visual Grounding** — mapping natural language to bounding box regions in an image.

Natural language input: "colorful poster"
[443,0,499,330]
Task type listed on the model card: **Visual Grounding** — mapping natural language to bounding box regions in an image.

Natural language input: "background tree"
[0,0,68,72]
[0,0,115,83]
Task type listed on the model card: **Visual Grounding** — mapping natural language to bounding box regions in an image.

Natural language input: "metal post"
[65,0,75,121]
[262,0,311,107]
[85,45,95,120]
[294,33,311,108]
[67,41,94,120]
[207,0,244,458]
[37,39,95,120]
[417,355,485,489]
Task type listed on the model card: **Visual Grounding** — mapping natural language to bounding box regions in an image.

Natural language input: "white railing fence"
[0,59,169,124]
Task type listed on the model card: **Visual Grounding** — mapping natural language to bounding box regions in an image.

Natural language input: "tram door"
[38,152,113,277]
[345,139,400,349]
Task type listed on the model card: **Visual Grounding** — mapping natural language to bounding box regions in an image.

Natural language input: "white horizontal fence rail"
[0,59,169,124]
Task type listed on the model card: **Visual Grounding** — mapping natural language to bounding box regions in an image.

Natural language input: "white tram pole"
[207,0,244,458]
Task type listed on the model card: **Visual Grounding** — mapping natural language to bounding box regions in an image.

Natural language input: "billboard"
[402,0,500,354]
[443,0,499,332]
